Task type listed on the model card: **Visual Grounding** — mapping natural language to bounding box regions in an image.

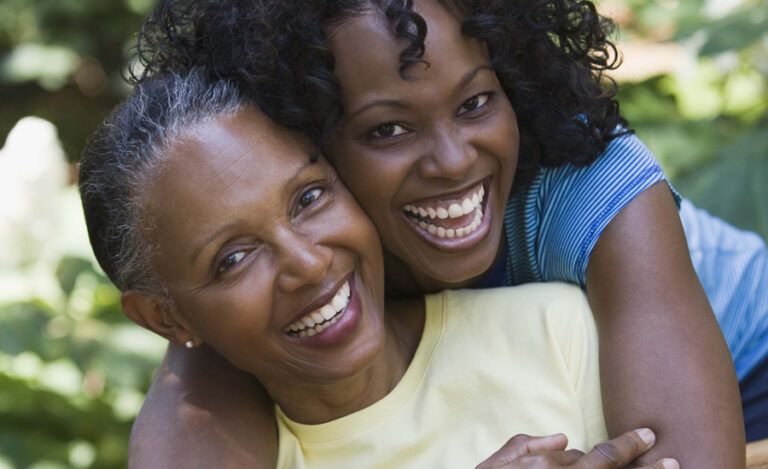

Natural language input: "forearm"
[586,183,745,468]
[593,292,743,467]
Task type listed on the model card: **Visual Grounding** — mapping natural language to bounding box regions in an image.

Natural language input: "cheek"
[336,192,383,250]
[332,194,385,277]
[175,287,273,360]
[333,156,406,217]
[490,108,520,176]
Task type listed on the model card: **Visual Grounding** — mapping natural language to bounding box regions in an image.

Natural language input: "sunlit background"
[0,0,766,467]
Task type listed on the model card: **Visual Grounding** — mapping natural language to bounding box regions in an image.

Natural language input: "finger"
[556,448,586,465]
[521,433,569,454]
[476,433,568,468]
[497,433,568,459]
[575,428,656,468]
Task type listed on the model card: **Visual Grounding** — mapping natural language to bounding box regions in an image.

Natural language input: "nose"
[275,228,333,293]
[418,125,478,180]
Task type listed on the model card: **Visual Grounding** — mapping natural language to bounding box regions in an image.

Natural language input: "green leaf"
[674,127,768,239]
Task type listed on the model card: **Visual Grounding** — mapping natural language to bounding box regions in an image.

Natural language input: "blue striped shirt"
[499,132,768,379]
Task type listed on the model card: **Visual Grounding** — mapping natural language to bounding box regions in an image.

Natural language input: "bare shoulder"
[129,344,278,469]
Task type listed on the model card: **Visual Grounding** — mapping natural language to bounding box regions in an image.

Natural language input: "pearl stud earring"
[185,340,194,349]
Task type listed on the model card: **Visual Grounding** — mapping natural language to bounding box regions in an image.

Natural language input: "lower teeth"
[410,209,483,239]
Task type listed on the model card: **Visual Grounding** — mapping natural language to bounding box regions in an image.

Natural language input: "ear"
[121,290,197,346]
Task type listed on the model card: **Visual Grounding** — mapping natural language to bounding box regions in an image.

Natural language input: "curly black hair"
[130,0,630,175]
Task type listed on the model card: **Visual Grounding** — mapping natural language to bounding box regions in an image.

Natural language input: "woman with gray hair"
[78,68,675,468]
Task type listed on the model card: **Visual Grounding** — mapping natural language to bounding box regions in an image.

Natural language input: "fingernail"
[636,428,655,446]
[661,458,679,469]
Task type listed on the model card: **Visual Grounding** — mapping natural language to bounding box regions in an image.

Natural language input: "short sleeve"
[506,133,673,287]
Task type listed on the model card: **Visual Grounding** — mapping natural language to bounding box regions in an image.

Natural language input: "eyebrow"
[346,64,495,120]
[187,158,316,265]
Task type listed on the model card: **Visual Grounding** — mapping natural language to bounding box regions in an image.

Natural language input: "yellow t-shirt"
[275,283,606,468]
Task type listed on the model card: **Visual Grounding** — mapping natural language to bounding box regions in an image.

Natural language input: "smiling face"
[325,0,518,292]
[143,108,386,389]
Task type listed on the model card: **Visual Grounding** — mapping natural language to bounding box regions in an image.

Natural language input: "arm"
[129,344,277,469]
[585,182,745,467]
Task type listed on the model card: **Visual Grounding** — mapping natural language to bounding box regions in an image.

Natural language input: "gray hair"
[79,68,246,293]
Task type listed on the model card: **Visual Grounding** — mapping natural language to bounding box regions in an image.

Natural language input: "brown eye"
[369,123,408,139]
[299,188,323,208]
[458,92,492,115]
[217,251,246,275]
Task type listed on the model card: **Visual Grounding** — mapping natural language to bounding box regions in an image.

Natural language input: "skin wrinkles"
[127,107,423,426]
[182,122,308,265]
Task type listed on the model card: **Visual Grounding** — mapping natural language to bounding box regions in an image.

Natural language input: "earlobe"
[121,290,196,346]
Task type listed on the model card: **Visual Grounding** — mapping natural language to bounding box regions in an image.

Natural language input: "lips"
[285,280,351,337]
[400,179,492,249]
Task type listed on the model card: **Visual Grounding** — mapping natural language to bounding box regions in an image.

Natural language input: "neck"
[383,233,508,297]
[383,252,483,297]
[269,297,425,424]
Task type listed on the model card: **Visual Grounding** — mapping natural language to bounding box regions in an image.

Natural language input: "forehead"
[159,109,312,202]
[171,109,309,182]
[145,110,314,242]
[328,0,488,101]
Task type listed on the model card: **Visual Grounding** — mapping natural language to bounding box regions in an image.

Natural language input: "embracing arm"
[586,182,745,467]
[129,344,277,469]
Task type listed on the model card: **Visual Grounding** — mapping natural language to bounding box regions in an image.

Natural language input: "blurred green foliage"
[615,0,768,237]
[0,0,766,468]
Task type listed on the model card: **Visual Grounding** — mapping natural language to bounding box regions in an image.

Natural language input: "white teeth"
[402,184,485,221]
[331,294,346,312]
[320,304,336,320]
[286,280,351,335]
[461,199,474,214]
[415,206,484,240]
[311,312,324,324]
[447,204,463,218]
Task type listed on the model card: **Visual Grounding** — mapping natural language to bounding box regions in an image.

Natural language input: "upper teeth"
[403,185,484,220]
[286,281,350,336]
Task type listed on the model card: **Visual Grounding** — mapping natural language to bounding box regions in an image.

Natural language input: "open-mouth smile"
[401,178,492,251]
[285,280,351,337]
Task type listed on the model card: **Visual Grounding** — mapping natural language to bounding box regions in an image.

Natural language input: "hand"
[475,429,679,469]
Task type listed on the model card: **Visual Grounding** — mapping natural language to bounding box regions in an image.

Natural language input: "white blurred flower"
[0,116,68,269]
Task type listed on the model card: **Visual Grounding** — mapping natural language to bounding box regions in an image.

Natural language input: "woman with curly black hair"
[124,0,768,467]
